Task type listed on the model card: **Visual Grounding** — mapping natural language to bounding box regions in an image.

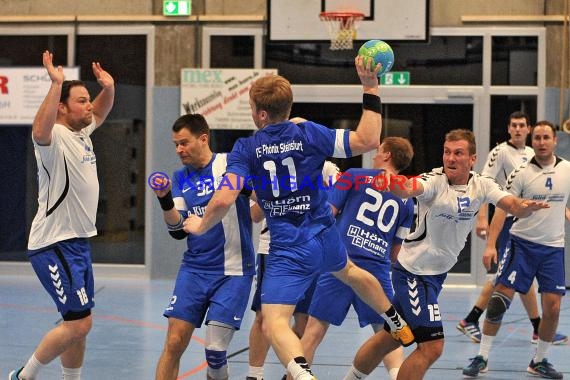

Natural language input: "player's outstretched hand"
[42,50,64,85]
[92,62,115,89]
[355,55,380,92]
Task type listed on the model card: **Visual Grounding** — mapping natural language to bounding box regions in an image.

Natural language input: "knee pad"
[205,321,235,378]
[486,292,511,323]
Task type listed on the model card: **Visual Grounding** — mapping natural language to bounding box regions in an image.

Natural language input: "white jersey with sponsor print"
[398,167,511,275]
[28,122,99,250]
[256,160,340,254]
[506,157,570,247]
[482,141,534,187]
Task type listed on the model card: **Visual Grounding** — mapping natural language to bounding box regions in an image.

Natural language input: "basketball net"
[319,12,364,50]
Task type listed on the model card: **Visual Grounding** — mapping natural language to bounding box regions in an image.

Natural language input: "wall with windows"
[1,0,569,281]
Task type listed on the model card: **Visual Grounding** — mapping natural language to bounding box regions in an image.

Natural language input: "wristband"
[362,93,382,114]
[157,191,175,211]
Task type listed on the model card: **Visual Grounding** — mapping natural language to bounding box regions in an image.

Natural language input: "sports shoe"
[8,368,23,380]
[391,325,415,347]
[457,320,482,343]
[531,331,568,345]
[462,355,488,378]
[527,358,563,379]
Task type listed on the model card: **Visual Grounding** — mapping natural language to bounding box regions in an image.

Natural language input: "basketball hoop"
[319,11,365,50]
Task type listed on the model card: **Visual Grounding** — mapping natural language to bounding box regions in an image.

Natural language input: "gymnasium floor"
[1,274,568,379]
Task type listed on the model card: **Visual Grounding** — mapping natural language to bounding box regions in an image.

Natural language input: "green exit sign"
[381,71,410,86]
[163,0,191,16]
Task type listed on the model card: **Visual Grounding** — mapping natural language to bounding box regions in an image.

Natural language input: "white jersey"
[482,141,534,187]
[398,167,511,275]
[28,122,99,250]
[256,160,340,255]
[507,157,570,247]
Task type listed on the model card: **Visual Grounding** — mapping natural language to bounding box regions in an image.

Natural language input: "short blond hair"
[249,74,293,122]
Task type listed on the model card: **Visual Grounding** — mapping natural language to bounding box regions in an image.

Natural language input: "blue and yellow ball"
[358,40,394,76]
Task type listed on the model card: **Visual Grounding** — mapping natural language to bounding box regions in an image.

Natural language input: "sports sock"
[19,353,45,380]
[530,317,541,335]
[247,365,264,379]
[287,357,313,380]
[61,365,81,380]
[388,367,399,380]
[342,365,368,380]
[478,334,494,360]
[533,338,550,362]
[465,306,484,324]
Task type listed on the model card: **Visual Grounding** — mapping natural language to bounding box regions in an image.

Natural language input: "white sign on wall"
[180,68,277,130]
[0,67,80,125]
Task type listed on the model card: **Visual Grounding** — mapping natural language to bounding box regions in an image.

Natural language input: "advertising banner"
[0,67,80,125]
[180,68,277,130]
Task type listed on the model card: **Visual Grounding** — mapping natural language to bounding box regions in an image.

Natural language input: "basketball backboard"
[268,0,429,42]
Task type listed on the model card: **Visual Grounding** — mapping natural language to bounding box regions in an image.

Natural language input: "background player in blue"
[9,51,114,380]
[183,56,414,380]
[152,114,255,380]
[341,129,549,380]
[463,121,570,379]
[298,137,415,380]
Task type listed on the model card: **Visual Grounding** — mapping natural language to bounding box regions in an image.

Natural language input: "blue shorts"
[261,224,347,305]
[309,260,393,327]
[496,216,514,261]
[28,238,94,319]
[389,262,447,343]
[164,265,253,329]
[496,235,566,295]
[251,253,317,313]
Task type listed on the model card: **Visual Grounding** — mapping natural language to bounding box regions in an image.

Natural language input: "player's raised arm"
[348,55,382,156]
[91,61,115,128]
[32,51,64,145]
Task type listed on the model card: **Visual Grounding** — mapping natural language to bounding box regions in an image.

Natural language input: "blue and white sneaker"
[462,355,488,378]
[531,332,568,345]
[8,368,23,380]
[527,358,563,379]
[457,320,482,343]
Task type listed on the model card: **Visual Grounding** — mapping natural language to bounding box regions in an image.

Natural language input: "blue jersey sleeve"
[394,198,415,243]
[328,171,354,210]
[226,138,252,178]
[301,121,352,159]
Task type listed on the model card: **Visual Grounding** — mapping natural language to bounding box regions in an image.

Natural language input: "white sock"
[478,334,495,360]
[247,365,264,379]
[286,359,313,380]
[388,367,399,380]
[342,365,368,380]
[533,338,550,362]
[61,365,82,380]
[19,353,45,380]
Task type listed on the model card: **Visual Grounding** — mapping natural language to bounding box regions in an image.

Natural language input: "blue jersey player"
[183,56,414,380]
[152,114,255,380]
[299,137,415,380]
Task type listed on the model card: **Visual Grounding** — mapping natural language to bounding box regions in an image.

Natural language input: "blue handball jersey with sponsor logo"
[328,168,414,265]
[227,120,352,245]
[171,153,255,275]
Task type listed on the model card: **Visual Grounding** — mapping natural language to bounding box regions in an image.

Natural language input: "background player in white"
[298,137,415,380]
[247,160,339,380]
[152,114,255,380]
[183,57,413,380]
[9,51,114,380]
[457,112,567,345]
[463,121,570,379]
[342,129,548,380]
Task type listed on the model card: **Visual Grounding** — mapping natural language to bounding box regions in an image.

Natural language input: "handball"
[358,40,394,76]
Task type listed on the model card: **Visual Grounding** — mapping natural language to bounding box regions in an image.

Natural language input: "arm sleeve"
[328,171,353,210]
[394,198,415,242]
[302,121,352,158]
[226,138,252,177]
